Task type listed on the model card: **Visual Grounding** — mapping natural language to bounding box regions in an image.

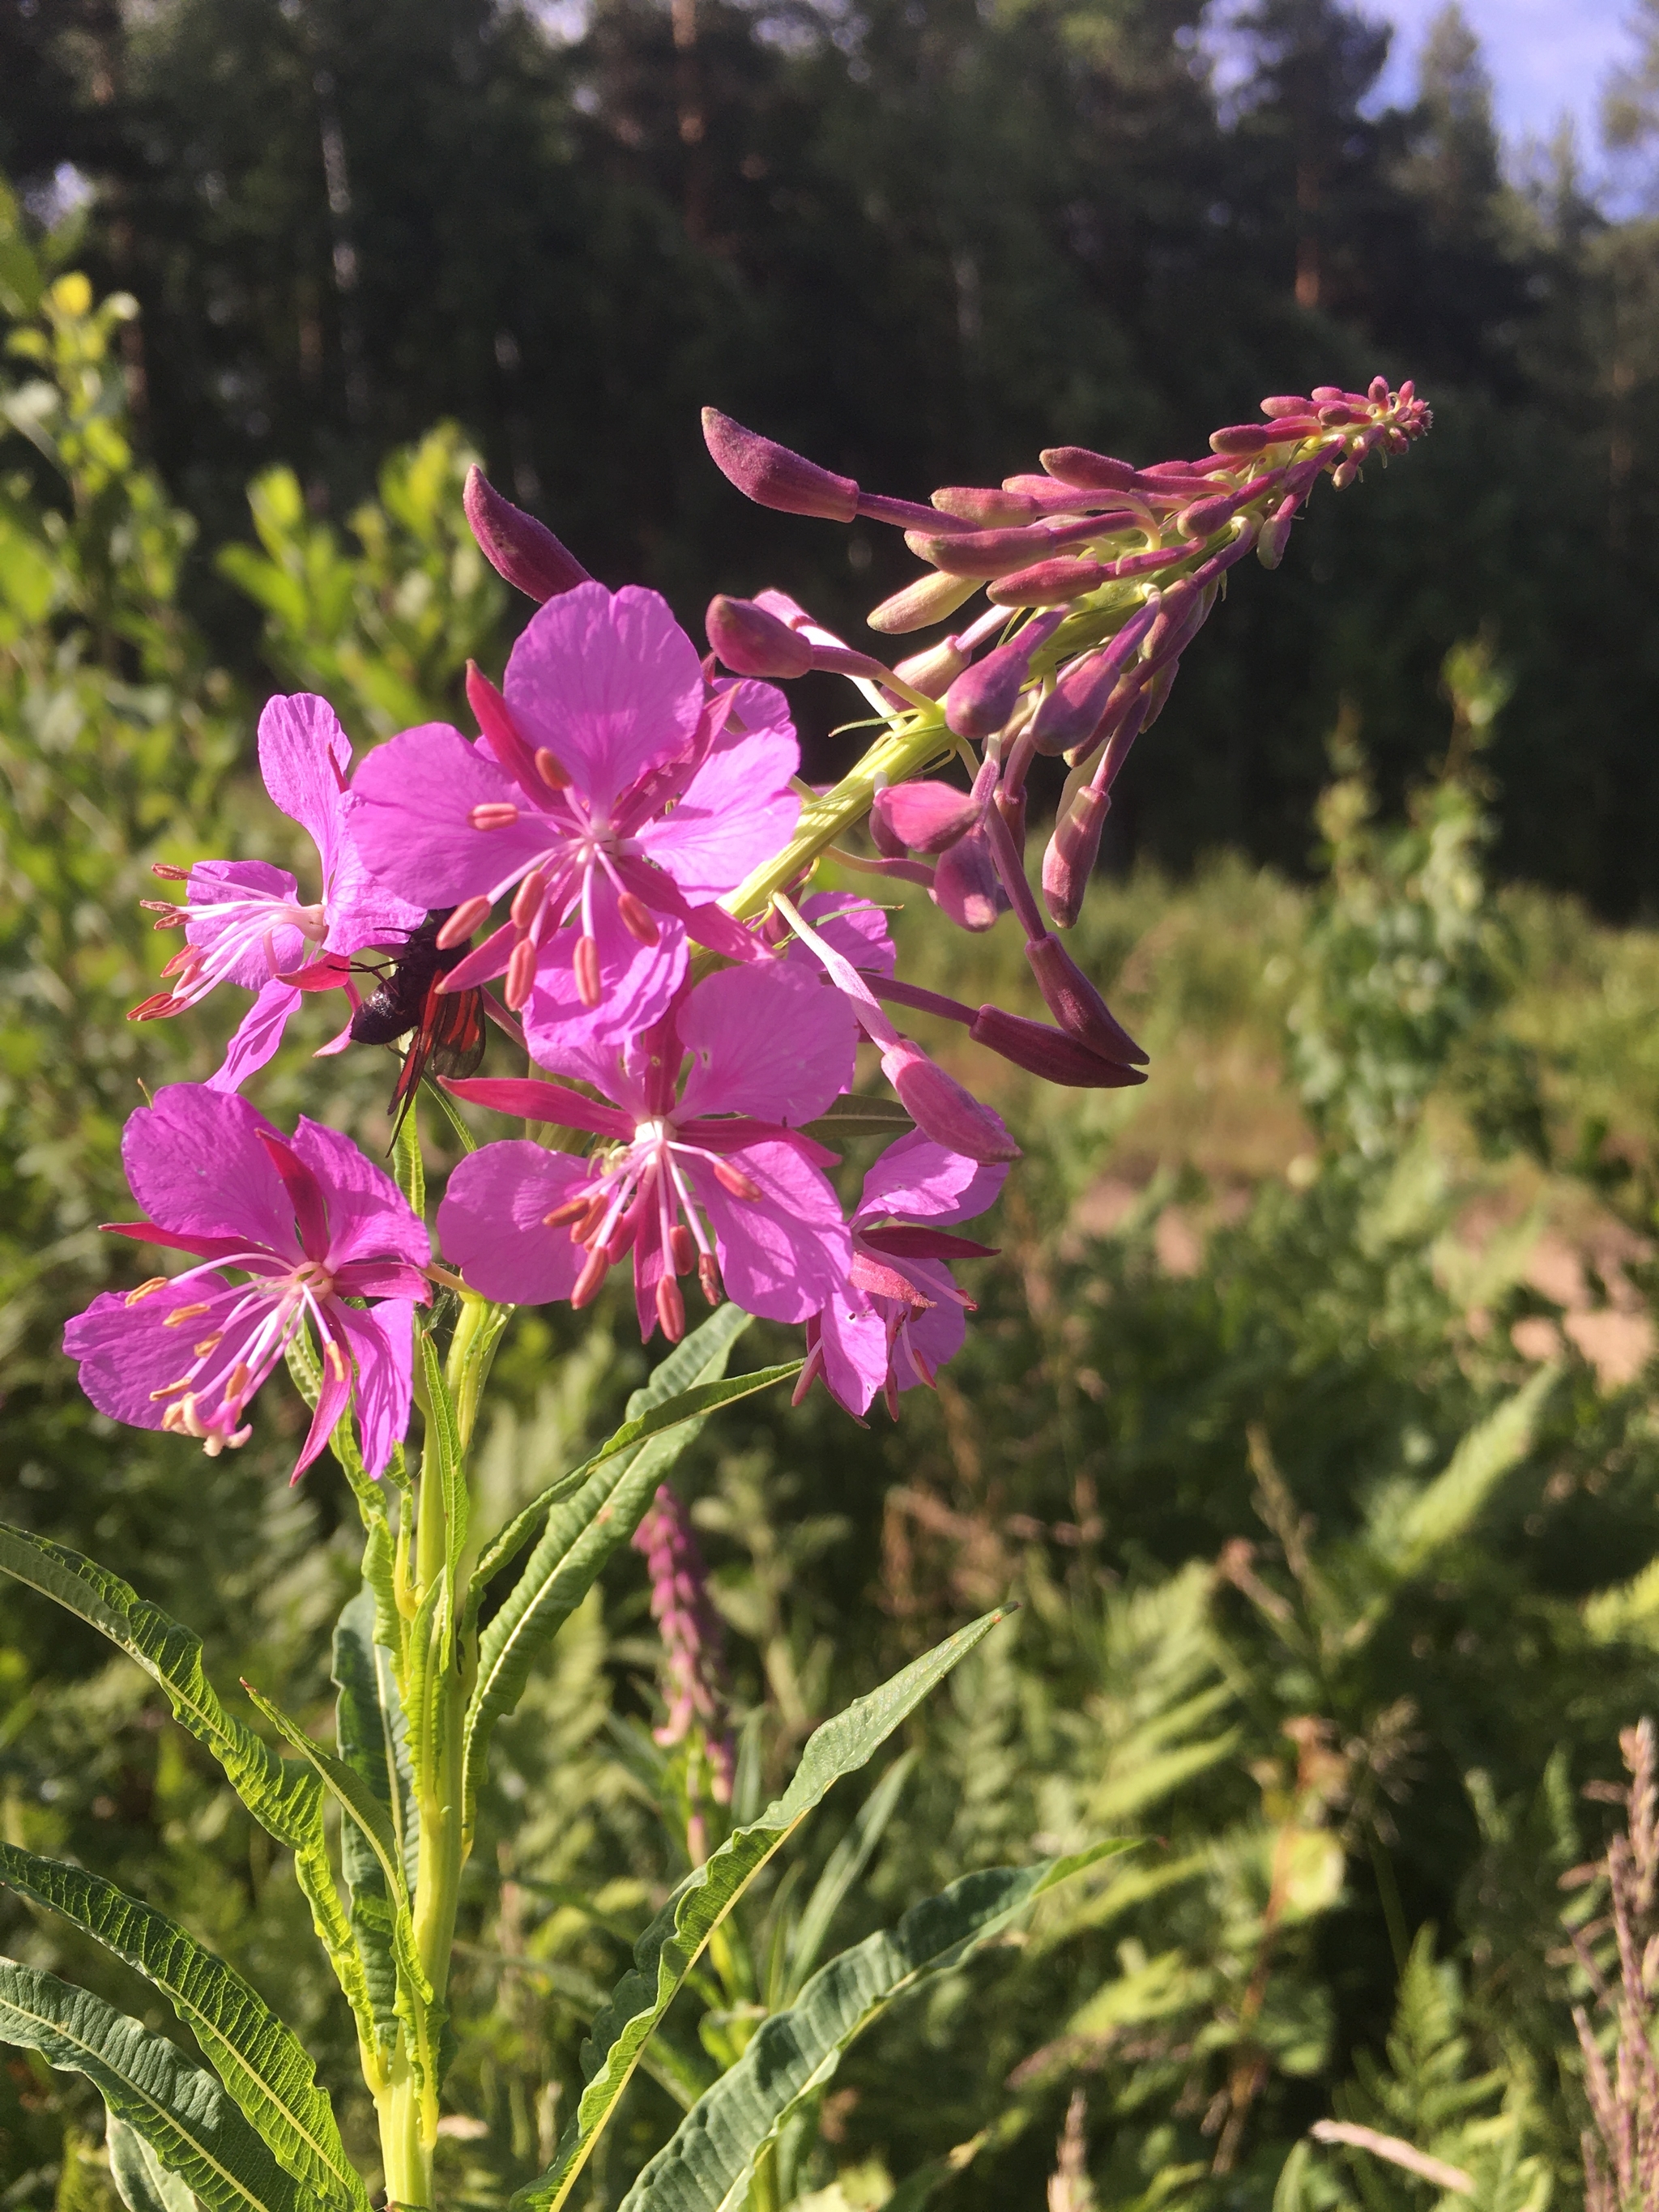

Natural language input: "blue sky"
[1371,0,1635,153]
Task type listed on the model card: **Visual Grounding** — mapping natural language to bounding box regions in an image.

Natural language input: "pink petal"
[207,981,302,1095]
[855,1132,1008,1229]
[331,1298,416,1478]
[504,582,704,820]
[258,693,352,881]
[292,1331,354,1480]
[676,963,856,1126]
[122,1085,296,1255]
[635,714,800,903]
[186,860,306,986]
[346,724,553,907]
[437,1141,591,1304]
[816,1291,889,1416]
[791,893,897,980]
[521,878,688,1059]
[290,1117,431,1272]
[695,1138,851,1323]
[62,1277,245,1431]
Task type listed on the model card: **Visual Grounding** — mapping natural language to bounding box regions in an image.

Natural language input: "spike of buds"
[701,407,859,522]
[969,1004,1145,1089]
[463,466,591,602]
[942,612,1064,739]
[1041,784,1109,930]
[706,594,815,679]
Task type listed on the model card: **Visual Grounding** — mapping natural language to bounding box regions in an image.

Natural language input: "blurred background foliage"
[11,7,1659,2209]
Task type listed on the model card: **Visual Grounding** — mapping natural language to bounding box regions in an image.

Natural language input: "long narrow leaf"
[619,1843,1128,2212]
[0,1958,306,2212]
[239,1683,411,1916]
[781,1752,915,2005]
[331,1592,417,2056]
[107,2112,205,2212]
[513,1606,1013,2212]
[0,1845,363,2212]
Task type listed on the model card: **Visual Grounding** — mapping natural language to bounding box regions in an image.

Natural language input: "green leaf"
[617,1843,1125,2212]
[513,1607,1013,2212]
[238,1682,412,1916]
[390,1107,424,1219]
[107,2112,205,2212]
[0,1958,306,2212]
[331,1592,417,2054]
[463,1306,787,1823]
[780,1752,915,2005]
[1390,1362,1559,1577]
[0,1524,313,1848]
[418,1333,468,1596]
[0,1846,364,2212]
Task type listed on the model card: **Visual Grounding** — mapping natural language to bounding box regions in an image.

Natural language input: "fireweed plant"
[0,381,1428,2212]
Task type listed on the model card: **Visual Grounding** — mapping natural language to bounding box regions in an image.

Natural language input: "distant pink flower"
[63,1085,431,1480]
[437,962,855,1343]
[131,695,424,1093]
[344,584,799,1055]
[798,1132,1005,1418]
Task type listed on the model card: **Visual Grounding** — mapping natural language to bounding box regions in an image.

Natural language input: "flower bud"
[1026,603,1158,755]
[1260,394,1311,418]
[1368,376,1390,403]
[1209,424,1279,458]
[866,569,979,635]
[969,1004,1145,1088]
[932,824,1008,931]
[871,779,981,855]
[906,522,1054,578]
[701,407,859,522]
[1311,386,1347,403]
[931,485,1040,525]
[893,637,969,696]
[987,556,1113,607]
[1041,784,1108,929]
[1025,931,1147,1063]
[880,1038,1021,1161]
[942,612,1063,739]
[1141,578,1196,664]
[1039,446,1139,491]
[1256,494,1300,569]
[706,594,815,679]
[463,467,591,602]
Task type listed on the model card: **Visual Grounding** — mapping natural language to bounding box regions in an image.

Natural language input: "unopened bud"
[931,485,1039,525]
[1256,494,1300,570]
[932,825,1008,931]
[1041,785,1109,930]
[1209,424,1278,458]
[1025,931,1147,1063]
[1260,394,1311,418]
[881,1038,1020,1162]
[1331,457,1359,490]
[463,466,591,602]
[906,522,1053,579]
[1311,386,1347,403]
[871,779,981,855]
[943,612,1063,739]
[893,637,969,697]
[987,556,1113,607]
[1368,376,1390,403]
[969,1003,1145,1088]
[866,568,979,635]
[1039,446,1139,491]
[1177,490,1247,539]
[1027,602,1158,754]
[702,407,859,522]
[706,594,814,679]
[1141,578,1196,664]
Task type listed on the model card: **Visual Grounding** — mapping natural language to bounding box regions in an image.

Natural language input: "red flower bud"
[463,467,591,602]
[1209,424,1279,458]
[1260,394,1311,418]
[866,569,979,634]
[1027,601,1159,755]
[942,612,1063,739]
[871,779,982,855]
[706,594,815,679]
[969,1004,1145,1088]
[930,484,1041,525]
[987,556,1113,607]
[893,637,969,697]
[880,1038,1021,1161]
[1025,931,1147,1063]
[1038,446,1140,491]
[701,407,859,522]
[932,824,1008,931]
[1041,783,1109,929]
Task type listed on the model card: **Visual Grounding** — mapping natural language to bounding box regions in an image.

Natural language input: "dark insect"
[350,908,486,1134]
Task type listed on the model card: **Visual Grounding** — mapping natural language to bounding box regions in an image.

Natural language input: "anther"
[712,1159,761,1200]
[164,1302,212,1328]
[437,896,492,948]
[698,1252,723,1306]
[669,1224,696,1276]
[571,1247,608,1307]
[126,1277,168,1305]
[505,936,538,1009]
[542,1195,592,1228]
[194,1333,223,1357]
[223,1362,253,1401]
[510,870,547,931]
[534,747,571,791]
[469,802,521,832]
[151,862,190,881]
[616,892,659,947]
[574,934,602,1008]
[656,1273,686,1343]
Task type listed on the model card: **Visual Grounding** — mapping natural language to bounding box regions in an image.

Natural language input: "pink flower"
[131,696,424,1093]
[437,962,855,1344]
[343,584,800,1055]
[62,1085,432,1480]
[799,1132,1005,1418]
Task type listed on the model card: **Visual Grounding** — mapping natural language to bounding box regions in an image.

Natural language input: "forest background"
[15,1,1659,2209]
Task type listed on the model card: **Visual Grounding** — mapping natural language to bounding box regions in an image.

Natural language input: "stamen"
[712,1159,761,1200]
[571,1247,609,1307]
[194,1333,224,1357]
[574,934,603,1008]
[535,746,571,791]
[151,1375,196,1402]
[656,1273,686,1342]
[164,1302,212,1328]
[437,896,492,948]
[505,936,538,1009]
[223,1362,253,1401]
[542,1195,592,1228]
[510,869,548,931]
[698,1252,722,1306]
[605,1212,638,1263]
[126,1277,168,1306]
[160,949,195,980]
[668,1224,696,1276]
[616,892,660,947]
[469,802,521,831]
[151,862,190,881]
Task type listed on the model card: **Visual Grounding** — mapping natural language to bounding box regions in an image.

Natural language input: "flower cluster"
[68,381,1429,1480]
[630,1483,736,1861]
